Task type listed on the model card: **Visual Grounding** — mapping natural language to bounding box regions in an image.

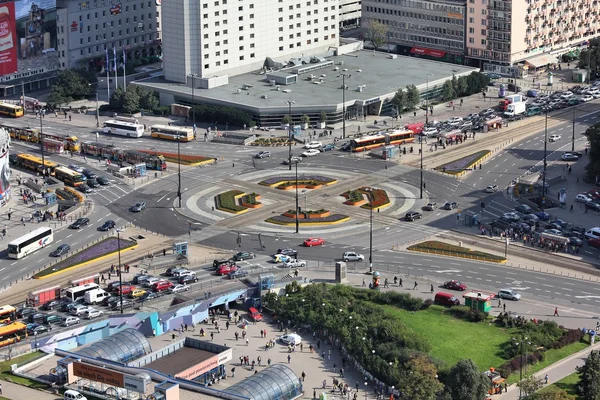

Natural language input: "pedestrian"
[301,371,306,381]
[7,212,10,220]
[287,354,291,363]
[554,307,559,316]
[504,382,508,393]
[246,337,249,346]
[413,281,418,290]
[545,374,549,384]
[21,216,25,226]
[313,389,316,399]
[362,278,366,287]
[569,204,573,212]
[430,284,434,293]
[231,367,236,378]
[503,303,506,312]
[171,332,176,341]
[498,298,502,308]
[210,332,214,341]
[399,277,403,287]
[152,329,156,337]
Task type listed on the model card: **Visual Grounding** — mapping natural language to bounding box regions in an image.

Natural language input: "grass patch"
[215,190,246,213]
[384,305,510,371]
[539,372,581,398]
[505,341,588,384]
[408,240,506,263]
[0,351,48,388]
[434,150,491,175]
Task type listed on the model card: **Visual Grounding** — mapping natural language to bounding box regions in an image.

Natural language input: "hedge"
[408,240,506,262]
[216,190,246,213]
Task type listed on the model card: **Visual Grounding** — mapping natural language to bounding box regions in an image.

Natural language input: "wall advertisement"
[0,2,17,75]
[0,127,9,206]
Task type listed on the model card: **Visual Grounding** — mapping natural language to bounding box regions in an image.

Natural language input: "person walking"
[287,354,291,364]
[554,307,559,317]
[430,284,434,293]
[413,281,418,290]
[503,303,506,312]
[301,371,306,381]
[231,367,236,378]
[399,277,403,287]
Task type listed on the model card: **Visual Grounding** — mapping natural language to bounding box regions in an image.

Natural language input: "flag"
[122,49,126,66]
[105,49,109,69]
[113,47,117,71]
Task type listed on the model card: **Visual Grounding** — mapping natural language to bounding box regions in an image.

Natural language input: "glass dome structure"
[224,364,302,400]
[77,328,152,363]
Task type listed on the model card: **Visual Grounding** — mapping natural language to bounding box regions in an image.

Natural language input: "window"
[224,59,228,64]
[239,26,243,30]
[203,13,208,18]
[250,33,254,38]
[289,43,294,48]
[481,29,486,35]
[239,55,244,60]
[216,51,220,56]
[204,43,209,48]
[204,54,209,59]
[280,36,284,41]
[203,3,208,8]
[279,27,283,31]
[238,16,243,21]
[239,35,243,40]
[215,11,219,15]
[250,43,254,48]
[238,5,242,10]
[481,39,486,44]
[279,46,284,51]
[239,45,244,50]
[469,27,474,33]
[216,61,221,66]
[205,64,209,69]
[289,34,293,39]
[469,17,474,23]
[250,53,255,58]
[469,7,474,12]
[204,33,209,38]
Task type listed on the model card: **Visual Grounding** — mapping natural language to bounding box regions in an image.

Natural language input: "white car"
[284,259,307,268]
[83,309,104,319]
[423,127,438,137]
[549,134,561,142]
[280,333,302,345]
[580,94,594,102]
[342,251,365,262]
[485,184,498,193]
[143,277,162,287]
[560,91,573,99]
[447,117,463,126]
[167,284,190,294]
[70,305,91,316]
[304,141,323,149]
[173,269,192,278]
[302,149,320,157]
[502,212,520,222]
[575,193,593,203]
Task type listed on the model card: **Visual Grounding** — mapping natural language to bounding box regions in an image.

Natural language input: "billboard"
[0,127,9,207]
[0,2,18,76]
[72,362,124,387]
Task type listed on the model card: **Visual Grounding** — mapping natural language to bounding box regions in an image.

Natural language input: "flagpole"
[105,49,110,101]
[123,49,127,92]
[113,48,118,91]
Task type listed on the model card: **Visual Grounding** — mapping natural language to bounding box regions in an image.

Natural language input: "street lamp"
[542,109,548,209]
[422,73,433,199]
[38,113,45,176]
[340,73,351,139]
[285,101,295,170]
[116,228,124,314]
[188,73,198,136]
[176,135,182,208]
[513,336,529,399]
[365,187,374,273]
[294,160,299,234]
[571,106,576,152]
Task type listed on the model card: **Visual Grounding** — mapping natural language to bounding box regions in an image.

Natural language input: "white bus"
[64,283,100,302]
[102,120,144,138]
[7,227,53,259]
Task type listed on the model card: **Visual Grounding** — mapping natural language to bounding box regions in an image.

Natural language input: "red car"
[443,280,467,291]
[217,264,238,276]
[303,238,325,247]
[115,284,135,296]
[152,281,174,292]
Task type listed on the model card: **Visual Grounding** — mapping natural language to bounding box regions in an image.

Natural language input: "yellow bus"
[150,125,194,142]
[0,322,27,348]
[54,166,85,187]
[16,153,58,175]
[1,124,38,142]
[0,103,24,117]
[0,305,17,324]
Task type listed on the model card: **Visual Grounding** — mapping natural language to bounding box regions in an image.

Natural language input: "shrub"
[408,240,506,262]
[422,299,433,309]
[216,190,246,213]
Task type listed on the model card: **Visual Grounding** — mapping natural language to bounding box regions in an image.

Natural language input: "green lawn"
[384,305,512,371]
[539,372,581,398]
[0,352,48,389]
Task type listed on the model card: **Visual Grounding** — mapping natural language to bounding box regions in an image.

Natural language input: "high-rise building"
[162,0,341,83]
[339,0,361,27]
[361,0,466,63]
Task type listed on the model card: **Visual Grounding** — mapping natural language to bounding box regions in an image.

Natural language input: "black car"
[277,248,298,256]
[405,211,422,222]
[96,176,110,185]
[515,204,533,214]
[98,220,116,231]
[27,324,51,335]
[232,251,256,261]
[78,184,92,193]
[139,292,162,302]
[568,237,583,247]
[87,179,99,188]
[28,313,47,323]
[17,307,37,318]
[82,169,97,179]
[213,259,234,269]
[69,218,90,229]
[9,154,18,164]
[545,222,563,231]
[50,244,71,257]
[178,274,198,284]
[444,201,458,210]
[41,300,62,311]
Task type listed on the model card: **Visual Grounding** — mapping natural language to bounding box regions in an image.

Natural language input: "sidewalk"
[0,379,59,400]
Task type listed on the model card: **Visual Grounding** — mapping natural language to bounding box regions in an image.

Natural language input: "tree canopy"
[577,38,600,78]
[576,350,600,400]
[47,70,97,107]
[364,21,388,50]
[445,359,491,400]
[585,123,600,183]
[108,86,159,113]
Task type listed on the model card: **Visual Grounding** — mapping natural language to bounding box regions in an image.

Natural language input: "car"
[561,153,580,161]
[86,179,99,188]
[464,113,478,121]
[255,151,271,159]
[535,211,551,221]
[28,324,51,335]
[139,292,162,302]
[115,284,135,296]
[17,307,37,318]
[8,154,18,164]
[303,238,325,247]
[585,202,600,212]
[405,211,422,221]
[83,309,104,319]
[423,202,437,211]
[321,143,335,152]
[232,251,256,261]
[580,94,594,102]
[153,281,175,292]
[272,254,292,263]
[515,222,532,233]
[446,117,463,125]
[515,204,533,214]
[228,269,249,279]
[131,202,146,212]
[107,281,124,292]
[82,169,97,179]
[130,289,147,298]
[68,164,84,173]
[302,149,320,157]
[543,228,562,235]
[502,212,520,222]
[143,277,162,287]
[522,213,539,222]
[98,220,116,231]
[479,108,495,117]
[28,313,47,323]
[279,333,302,345]
[277,248,298,256]
[560,91,573,99]
[172,269,192,278]
[78,184,92,193]
[443,201,458,210]
[423,127,439,137]
[96,176,110,185]
[284,259,307,268]
[50,244,71,257]
[568,237,583,247]
[70,305,91,316]
[576,193,593,203]
[178,274,198,284]
[102,296,121,306]
[443,280,467,291]
[216,264,239,275]
[112,300,135,310]
[342,251,365,262]
[304,141,323,149]
[282,156,302,165]
[498,289,521,301]
[485,184,498,193]
[545,222,563,231]
[167,284,190,294]
[549,134,561,142]
[41,300,62,311]
[551,218,568,228]
[61,316,80,327]
[69,218,90,229]
[213,259,235,269]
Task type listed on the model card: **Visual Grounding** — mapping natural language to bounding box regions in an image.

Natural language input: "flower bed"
[215,190,247,214]
[266,213,349,225]
[277,181,324,190]
[434,150,491,175]
[140,150,214,166]
[343,190,364,205]
[241,193,262,209]
[252,138,294,147]
[283,209,331,219]
[408,240,506,263]
[34,237,137,278]
[342,188,390,209]
[259,175,337,187]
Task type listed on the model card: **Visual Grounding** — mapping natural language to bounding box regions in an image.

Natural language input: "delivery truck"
[499,94,523,111]
[504,102,526,117]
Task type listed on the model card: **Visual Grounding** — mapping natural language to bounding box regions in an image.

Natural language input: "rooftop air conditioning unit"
[261,95,268,99]
[277,86,281,90]
[357,69,362,72]
[269,80,276,86]
[236,89,241,93]
[357,86,363,92]
[338,61,345,65]
[343,68,348,72]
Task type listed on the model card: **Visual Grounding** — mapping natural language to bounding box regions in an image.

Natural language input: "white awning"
[524,54,559,68]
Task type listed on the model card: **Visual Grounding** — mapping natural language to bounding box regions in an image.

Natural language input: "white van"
[64,389,87,400]
[84,288,110,305]
[585,227,600,240]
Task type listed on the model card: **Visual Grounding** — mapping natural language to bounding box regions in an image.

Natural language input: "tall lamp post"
[38,114,45,176]
[188,73,198,135]
[88,80,104,127]
[422,73,433,199]
[365,187,374,273]
[117,228,124,314]
[340,73,351,139]
[542,110,548,209]
[176,135,182,208]
[285,100,295,170]
[571,106,576,152]
[294,160,299,234]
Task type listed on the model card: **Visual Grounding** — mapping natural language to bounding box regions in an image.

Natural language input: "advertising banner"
[0,2,17,76]
[72,362,125,387]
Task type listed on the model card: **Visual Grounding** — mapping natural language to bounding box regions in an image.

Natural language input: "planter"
[302,123,309,130]
[242,202,263,209]
[277,183,323,190]
[283,211,331,219]
[344,199,368,206]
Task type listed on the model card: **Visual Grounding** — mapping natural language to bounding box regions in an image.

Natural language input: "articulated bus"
[0,103,24,118]
[150,125,194,142]
[102,120,144,137]
[0,305,17,324]
[7,227,53,259]
[0,123,80,151]
[42,132,80,152]
[0,322,28,348]
[122,150,167,171]
[80,142,121,160]
[54,166,86,187]
[350,129,415,152]
[16,153,58,175]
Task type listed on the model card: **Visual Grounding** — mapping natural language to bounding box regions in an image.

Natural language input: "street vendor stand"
[463,291,496,312]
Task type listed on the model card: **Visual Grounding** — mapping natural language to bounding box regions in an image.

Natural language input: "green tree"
[122,89,141,114]
[47,69,95,107]
[518,375,544,398]
[465,72,490,94]
[391,88,406,114]
[577,38,600,78]
[445,359,491,400]
[457,76,469,97]
[576,349,600,400]
[109,87,126,111]
[282,115,292,125]
[398,354,444,400]
[585,123,600,182]
[441,80,456,101]
[405,84,420,110]
[320,111,327,122]
[365,20,388,50]
[138,87,159,110]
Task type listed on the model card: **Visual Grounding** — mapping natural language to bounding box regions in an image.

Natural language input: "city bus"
[350,129,415,152]
[0,305,17,324]
[122,150,167,171]
[7,227,54,259]
[102,120,144,137]
[16,153,58,175]
[0,322,28,348]
[150,125,194,142]
[64,283,99,302]
[0,102,24,118]
[54,166,86,187]
[41,132,80,152]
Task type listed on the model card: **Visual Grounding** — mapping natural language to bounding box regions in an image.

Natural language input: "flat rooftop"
[136,50,478,113]
[145,347,214,376]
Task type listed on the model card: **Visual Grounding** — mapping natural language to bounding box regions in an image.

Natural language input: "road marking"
[0,268,4,272]
[435,269,462,273]
[37,259,43,263]
[575,295,600,299]
[10,262,17,266]
[66,234,73,238]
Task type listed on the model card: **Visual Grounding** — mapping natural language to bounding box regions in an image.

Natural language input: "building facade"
[361,0,466,61]
[56,0,162,71]
[162,0,341,83]
[339,0,361,27]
